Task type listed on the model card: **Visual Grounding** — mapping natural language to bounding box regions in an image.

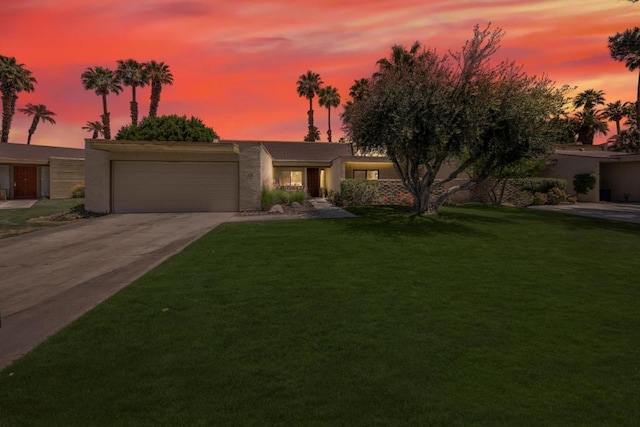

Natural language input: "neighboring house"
[0,142,85,200]
[541,150,640,202]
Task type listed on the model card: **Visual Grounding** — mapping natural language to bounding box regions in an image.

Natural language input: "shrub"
[327,190,342,206]
[115,115,219,142]
[532,192,548,205]
[546,187,568,205]
[70,184,85,198]
[340,179,380,206]
[516,178,567,193]
[573,173,597,195]
[261,187,307,210]
[512,190,535,207]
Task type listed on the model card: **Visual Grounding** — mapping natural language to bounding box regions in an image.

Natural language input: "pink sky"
[1,0,638,148]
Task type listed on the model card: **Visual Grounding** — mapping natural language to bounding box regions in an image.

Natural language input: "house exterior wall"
[0,165,9,199]
[327,157,345,193]
[600,161,640,202]
[40,166,50,198]
[345,161,398,180]
[85,141,111,213]
[50,157,84,199]
[540,154,600,202]
[260,145,273,190]
[238,143,264,211]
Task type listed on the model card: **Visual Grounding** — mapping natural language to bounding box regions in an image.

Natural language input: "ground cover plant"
[0,205,639,425]
[0,198,85,238]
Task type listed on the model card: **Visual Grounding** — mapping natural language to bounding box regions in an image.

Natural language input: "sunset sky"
[1,0,638,148]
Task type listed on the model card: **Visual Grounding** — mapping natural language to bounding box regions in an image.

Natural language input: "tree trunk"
[27,116,39,145]
[636,70,640,127]
[1,92,12,143]
[131,86,138,125]
[307,96,314,141]
[616,119,621,135]
[101,94,111,139]
[327,106,332,142]
[149,81,161,118]
[92,130,98,139]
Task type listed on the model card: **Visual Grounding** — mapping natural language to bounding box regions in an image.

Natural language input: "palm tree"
[603,100,629,135]
[116,59,148,125]
[349,78,369,101]
[0,56,37,143]
[374,41,426,79]
[82,120,104,139]
[318,86,340,142]
[573,89,606,111]
[296,70,322,142]
[608,27,640,124]
[81,66,122,140]
[17,103,56,144]
[144,60,173,118]
[574,109,608,145]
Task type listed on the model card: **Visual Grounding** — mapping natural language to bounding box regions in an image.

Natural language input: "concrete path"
[0,212,233,370]
[0,200,37,210]
[309,198,356,218]
[529,202,640,224]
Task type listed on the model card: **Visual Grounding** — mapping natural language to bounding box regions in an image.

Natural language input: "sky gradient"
[2,0,638,148]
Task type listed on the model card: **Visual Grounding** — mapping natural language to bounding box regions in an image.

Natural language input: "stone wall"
[238,143,263,211]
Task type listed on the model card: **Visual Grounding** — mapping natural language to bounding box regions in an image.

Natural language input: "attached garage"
[85,140,244,213]
[112,161,239,213]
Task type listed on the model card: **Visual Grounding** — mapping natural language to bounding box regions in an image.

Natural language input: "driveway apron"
[0,212,233,370]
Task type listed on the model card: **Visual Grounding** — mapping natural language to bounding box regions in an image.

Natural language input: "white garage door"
[112,161,238,213]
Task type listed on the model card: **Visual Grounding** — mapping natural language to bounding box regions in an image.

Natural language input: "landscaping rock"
[269,204,284,214]
[290,202,303,209]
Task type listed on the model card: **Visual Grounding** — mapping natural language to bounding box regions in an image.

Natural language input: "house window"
[353,170,379,180]
[278,170,303,187]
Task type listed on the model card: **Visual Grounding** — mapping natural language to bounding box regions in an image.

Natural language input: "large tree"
[296,70,322,142]
[116,59,148,125]
[573,88,607,144]
[81,66,122,140]
[342,24,566,215]
[0,56,37,143]
[349,78,369,101]
[608,27,640,124]
[145,60,173,118]
[318,85,340,142]
[17,103,56,144]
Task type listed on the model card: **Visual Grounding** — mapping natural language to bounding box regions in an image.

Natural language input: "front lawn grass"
[1,205,639,425]
[0,198,84,238]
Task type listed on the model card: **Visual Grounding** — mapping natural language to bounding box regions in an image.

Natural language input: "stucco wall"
[85,141,111,213]
[541,154,600,202]
[260,145,273,190]
[238,143,263,211]
[0,165,9,198]
[50,158,84,199]
[40,166,50,198]
[600,161,640,202]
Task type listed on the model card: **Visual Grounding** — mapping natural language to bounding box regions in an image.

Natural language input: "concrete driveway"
[529,202,640,224]
[0,212,234,370]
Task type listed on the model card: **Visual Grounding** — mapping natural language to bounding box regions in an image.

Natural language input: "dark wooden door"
[307,168,320,197]
[14,166,38,199]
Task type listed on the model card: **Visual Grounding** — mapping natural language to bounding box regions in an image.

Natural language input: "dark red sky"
[2,0,638,148]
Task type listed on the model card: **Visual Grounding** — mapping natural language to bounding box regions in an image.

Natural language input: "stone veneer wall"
[238,143,264,211]
[50,157,85,199]
[375,179,472,205]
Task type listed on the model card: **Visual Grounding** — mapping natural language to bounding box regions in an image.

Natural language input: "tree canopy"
[115,114,218,142]
[342,24,568,215]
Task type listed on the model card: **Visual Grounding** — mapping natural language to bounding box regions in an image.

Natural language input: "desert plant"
[516,178,567,193]
[115,115,218,142]
[573,173,597,195]
[546,187,568,205]
[261,187,307,210]
[340,179,380,206]
[70,184,85,198]
[532,192,548,205]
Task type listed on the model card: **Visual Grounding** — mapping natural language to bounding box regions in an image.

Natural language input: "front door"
[14,166,38,199]
[307,168,321,197]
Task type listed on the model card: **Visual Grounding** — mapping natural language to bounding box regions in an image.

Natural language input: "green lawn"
[0,198,84,238]
[1,205,639,425]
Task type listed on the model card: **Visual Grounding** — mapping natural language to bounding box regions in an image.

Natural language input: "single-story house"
[541,149,640,202]
[0,142,85,200]
[84,139,408,213]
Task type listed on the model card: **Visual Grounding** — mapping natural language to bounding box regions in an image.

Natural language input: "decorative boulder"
[269,204,284,214]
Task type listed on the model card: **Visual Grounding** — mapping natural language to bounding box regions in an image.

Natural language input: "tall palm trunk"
[327,106,332,142]
[1,92,12,142]
[26,116,40,144]
[615,119,621,135]
[149,81,161,118]
[131,86,139,125]
[101,94,111,140]
[307,97,314,138]
[636,71,640,126]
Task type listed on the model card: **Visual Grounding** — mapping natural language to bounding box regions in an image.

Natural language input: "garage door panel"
[112,161,238,213]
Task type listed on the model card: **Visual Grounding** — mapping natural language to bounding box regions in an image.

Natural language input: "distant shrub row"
[115,115,219,142]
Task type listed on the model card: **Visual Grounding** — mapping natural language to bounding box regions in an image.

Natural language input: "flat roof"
[225,140,353,162]
[0,142,84,164]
